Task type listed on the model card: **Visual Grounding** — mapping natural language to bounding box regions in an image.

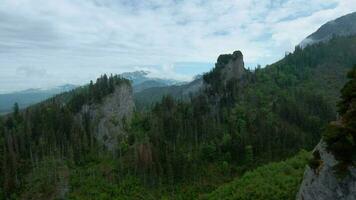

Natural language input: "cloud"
[16,66,48,78]
[0,0,355,92]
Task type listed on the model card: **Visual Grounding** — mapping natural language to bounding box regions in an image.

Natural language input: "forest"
[0,35,356,199]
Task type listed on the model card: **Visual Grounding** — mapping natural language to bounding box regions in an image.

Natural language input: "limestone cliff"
[79,83,134,151]
[297,140,356,200]
[220,50,246,83]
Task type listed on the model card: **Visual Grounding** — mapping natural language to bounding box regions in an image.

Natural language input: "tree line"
[1,35,356,199]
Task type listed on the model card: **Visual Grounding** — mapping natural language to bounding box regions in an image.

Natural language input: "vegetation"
[0,74,129,199]
[323,65,356,174]
[203,150,310,200]
[0,36,356,199]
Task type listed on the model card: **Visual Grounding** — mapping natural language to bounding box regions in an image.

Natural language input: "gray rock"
[297,140,356,200]
[78,83,134,151]
[220,51,246,83]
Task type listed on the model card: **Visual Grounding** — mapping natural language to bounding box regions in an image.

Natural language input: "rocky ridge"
[220,50,246,83]
[297,140,356,200]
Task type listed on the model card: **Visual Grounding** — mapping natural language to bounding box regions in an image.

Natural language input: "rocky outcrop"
[297,140,356,200]
[79,83,135,151]
[134,51,246,108]
[220,50,246,83]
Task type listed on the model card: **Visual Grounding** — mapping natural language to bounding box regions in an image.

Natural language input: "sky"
[0,0,356,93]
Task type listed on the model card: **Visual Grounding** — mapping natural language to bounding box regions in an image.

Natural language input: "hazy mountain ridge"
[134,76,204,109]
[0,70,182,114]
[0,84,77,114]
[203,13,356,200]
[299,11,356,48]
[120,70,183,92]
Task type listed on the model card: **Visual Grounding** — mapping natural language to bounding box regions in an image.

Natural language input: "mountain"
[1,12,356,200]
[134,76,204,109]
[132,80,168,93]
[120,70,182,93]
[136,12,356,108]
[0,70,181,115]
[297,66,356,200]
[132,34,356,198]
[299,12,356,48]
[0,84,77,115]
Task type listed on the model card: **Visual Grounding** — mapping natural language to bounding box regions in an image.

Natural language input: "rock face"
[79,83,135,151]
[220,50,246,83]
[134,51,246,108]
[297,140,356,200]
[299,12,356,48]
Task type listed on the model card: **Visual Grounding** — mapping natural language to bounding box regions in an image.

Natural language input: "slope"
[203,150,310,200]
[0,84,77,115]
[299,11,356,47]
[1,26,356,200]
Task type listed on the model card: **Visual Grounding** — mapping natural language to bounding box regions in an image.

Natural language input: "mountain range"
[299,11,356,47]
[120,70,183,93]
[0,71,182,114]
[1,11,356,200]
[7,9,356,117]
[0,84,77,115]
[135,12,356,109]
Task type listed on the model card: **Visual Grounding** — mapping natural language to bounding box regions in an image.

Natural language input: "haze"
[1,0,356,93]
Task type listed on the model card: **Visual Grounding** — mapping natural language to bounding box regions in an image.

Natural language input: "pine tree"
[13,103,19,117]
[324,65,356,172]
[338,66,356,116]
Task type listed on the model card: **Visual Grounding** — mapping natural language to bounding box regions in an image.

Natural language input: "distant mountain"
[133,80,168,93]
[134,52,246,109]
[3,11,356,199]
[134,75,204,109]
[120,71,182,92]
[0,71,182,114]
[0,84,77,114]
[299,12,356,48]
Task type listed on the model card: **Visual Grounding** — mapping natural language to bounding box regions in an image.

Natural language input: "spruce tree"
[324,65,356,172]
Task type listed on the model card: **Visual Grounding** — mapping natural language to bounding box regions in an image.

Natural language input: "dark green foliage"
[244,145,254,166]
[66,74,129,112]
[0,74,129,199]
[68,158,155,200]
[18,158,66,200]
[117,36,355,197]
[308,150,322,171]
[113,38,351,190]
[12,103,19,117]
[202,150,310,200]
[323,65,356,174]
[338,67,356,114]
[0,36,356,199]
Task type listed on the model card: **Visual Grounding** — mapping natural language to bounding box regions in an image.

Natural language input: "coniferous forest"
[0,34,355,199]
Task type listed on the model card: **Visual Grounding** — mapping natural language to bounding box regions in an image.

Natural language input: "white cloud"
[0,0,355,92]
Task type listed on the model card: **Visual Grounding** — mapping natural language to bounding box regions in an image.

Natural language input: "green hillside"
[203,150,310,200]
[1,36,356,199]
